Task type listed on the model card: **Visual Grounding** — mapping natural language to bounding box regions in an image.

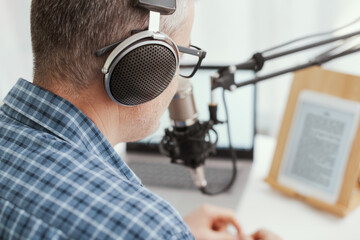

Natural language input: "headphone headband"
[102,31,179,75]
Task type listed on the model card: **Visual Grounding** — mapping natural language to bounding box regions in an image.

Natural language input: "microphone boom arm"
[212,29,360,91]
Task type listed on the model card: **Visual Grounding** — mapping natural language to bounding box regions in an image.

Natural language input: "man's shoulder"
[0,111,89,167]
[0,114,193,239]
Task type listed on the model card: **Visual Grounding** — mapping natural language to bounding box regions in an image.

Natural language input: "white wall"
[325,0,360,76]
[247,0,337,136]
[1,0,359,137]
[192,0,253,64]
[0,1,32,99]
[192,0,360,137]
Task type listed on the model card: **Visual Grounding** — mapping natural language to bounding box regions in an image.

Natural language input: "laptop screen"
[127,66,256,160]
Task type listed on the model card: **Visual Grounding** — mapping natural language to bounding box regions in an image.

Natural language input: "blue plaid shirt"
[0,79,194,240]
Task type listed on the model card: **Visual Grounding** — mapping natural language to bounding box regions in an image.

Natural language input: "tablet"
[278,90,360,204]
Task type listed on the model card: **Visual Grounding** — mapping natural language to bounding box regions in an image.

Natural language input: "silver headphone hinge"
[102,67,108,74]
[152,33,166,41]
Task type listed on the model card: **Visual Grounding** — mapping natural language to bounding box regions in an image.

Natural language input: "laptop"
[123,66,256,216]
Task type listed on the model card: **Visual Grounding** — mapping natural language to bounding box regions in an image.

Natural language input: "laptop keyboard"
[128,161,236,190]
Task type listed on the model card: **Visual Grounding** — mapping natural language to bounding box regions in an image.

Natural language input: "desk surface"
[237,135,360,240]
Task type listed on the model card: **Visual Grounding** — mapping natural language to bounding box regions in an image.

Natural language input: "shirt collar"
[3,78,141,185]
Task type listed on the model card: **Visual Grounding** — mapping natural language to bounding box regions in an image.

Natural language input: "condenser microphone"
[160,78,217,188]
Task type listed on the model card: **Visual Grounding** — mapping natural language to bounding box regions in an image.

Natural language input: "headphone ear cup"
[105,40,178,106]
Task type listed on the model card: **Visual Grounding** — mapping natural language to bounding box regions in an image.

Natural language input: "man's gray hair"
[31,0,189,89]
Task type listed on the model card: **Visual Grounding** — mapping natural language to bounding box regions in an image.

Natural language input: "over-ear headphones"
[100,0,179,106]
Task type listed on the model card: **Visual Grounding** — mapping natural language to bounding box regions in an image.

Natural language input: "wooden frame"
[265,66,360,217]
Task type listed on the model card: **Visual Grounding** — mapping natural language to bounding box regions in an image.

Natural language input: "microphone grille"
[109,43,177,106]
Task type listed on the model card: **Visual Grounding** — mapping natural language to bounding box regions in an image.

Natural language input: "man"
[0,0,281,239]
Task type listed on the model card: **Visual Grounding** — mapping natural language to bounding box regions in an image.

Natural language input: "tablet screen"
[278,90,360,204]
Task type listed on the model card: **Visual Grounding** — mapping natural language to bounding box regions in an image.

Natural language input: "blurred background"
[1,0,360,137]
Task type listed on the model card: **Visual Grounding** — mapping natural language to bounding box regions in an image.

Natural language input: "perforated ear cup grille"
[108,44,177,106]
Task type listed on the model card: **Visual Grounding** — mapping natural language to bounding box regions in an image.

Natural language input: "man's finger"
[212,220,228,231]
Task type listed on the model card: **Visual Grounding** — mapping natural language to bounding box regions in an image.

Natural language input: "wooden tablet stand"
[265,66,360,217]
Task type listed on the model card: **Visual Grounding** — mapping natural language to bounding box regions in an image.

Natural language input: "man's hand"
[184,205,282,240]
[184,204,243,240]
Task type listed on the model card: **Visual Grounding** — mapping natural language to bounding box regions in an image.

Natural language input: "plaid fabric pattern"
[0,79,194,240]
